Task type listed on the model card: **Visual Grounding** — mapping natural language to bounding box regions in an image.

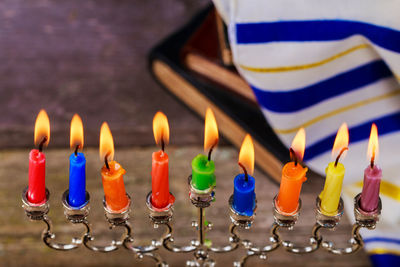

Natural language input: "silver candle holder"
[22,180,381,267]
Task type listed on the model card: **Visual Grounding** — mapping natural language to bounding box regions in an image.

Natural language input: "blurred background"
[0,0,371,266]
[0,0,208,148]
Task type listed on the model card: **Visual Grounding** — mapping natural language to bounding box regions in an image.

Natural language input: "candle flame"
[367,123,379,163]
[153,111,170,146]
[70,114,84,151]
[99,122,114,162]
[204,107,219,152]
[332,123,349,159]
[238,134,255,176]
[290,128,306,161]
[34,109,50,148]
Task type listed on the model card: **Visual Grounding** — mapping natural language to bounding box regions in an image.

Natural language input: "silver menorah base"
[22,179,381,267]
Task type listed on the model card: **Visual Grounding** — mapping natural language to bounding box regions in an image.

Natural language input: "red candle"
[27,110,50,204]
[151,112,174,209]
[151,151,170,208]
[28,149,46,203]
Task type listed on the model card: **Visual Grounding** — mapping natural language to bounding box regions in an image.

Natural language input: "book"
[215,9,233,67]
[181,8,257,105]
[149,5,288,182]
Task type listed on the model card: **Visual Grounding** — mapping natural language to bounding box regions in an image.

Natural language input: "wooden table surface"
[0,147,371,266]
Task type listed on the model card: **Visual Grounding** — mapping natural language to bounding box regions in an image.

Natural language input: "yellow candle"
[319,123,349,216]
[319,162,345,215]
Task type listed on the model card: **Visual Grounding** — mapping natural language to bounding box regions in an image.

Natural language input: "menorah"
[21,174,381,267]
[22,109,383,266]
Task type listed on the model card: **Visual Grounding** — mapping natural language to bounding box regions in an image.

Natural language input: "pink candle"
[360,123,381,212]
[360,165,382,212]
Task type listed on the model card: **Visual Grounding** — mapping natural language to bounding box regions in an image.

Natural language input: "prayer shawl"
[213,1,400,266]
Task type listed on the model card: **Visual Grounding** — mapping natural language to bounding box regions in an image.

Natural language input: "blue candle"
[233,134,256,216]
[233,174,256,216]
[68,152,86,207]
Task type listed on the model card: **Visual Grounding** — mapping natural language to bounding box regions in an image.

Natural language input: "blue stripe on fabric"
[364,237,400,246]
[236,20,400,53]
[251,60,392,113]
[304,111,400,161]
[370,254,400,267]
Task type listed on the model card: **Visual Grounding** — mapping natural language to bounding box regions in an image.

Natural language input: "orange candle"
[151,111,175,209]
[100,122,129,212]
[276,128,308,215]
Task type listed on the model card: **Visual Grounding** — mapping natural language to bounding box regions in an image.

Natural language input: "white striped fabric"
[213,0,400,260]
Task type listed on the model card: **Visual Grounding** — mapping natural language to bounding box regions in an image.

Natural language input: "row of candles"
[26,108,382,217]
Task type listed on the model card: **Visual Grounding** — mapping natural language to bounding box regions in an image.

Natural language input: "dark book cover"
[181,8,256,104]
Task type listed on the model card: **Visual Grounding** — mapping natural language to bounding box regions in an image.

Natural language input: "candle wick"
[207,140,218,161]
[289,148,298,166]
[238,162,249,182]
[370,152,375,169]
[104,152,110,170]
[38,136,48,152]
[207,146,214,161]
[74,145,79,156]
[161,137,165,152]
[334,147,348,167]
[208,147,213,161]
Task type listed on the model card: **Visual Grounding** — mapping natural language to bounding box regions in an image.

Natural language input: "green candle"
[192,107,218,191]
[191,154,216,190]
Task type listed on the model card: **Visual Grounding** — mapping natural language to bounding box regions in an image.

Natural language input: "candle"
[191,108,218,190]
[151,111,175,209]
[27,110,50,204]
[191,155,216,190]
[276,128,307,215]
[319,123,349,216]
[233,134,256,216]
[360,123,382,212]
[68,114,87,208]
[99,122,129,212]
